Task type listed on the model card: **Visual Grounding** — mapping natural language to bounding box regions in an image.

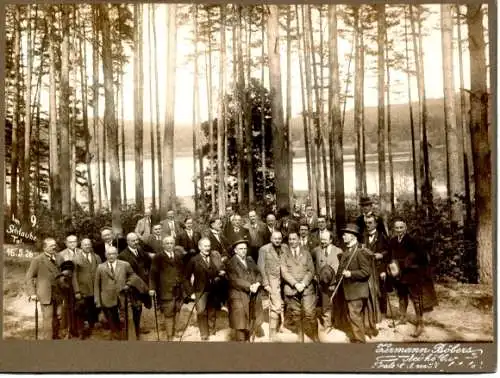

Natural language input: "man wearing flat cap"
[332,224,378,343]
[356,196,388,242]
[227,240,264,341]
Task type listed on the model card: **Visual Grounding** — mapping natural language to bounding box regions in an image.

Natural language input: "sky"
[36,3,489,126]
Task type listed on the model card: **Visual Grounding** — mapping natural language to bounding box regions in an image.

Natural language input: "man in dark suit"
[175,216,201,265]
[332,224,376,343]
[227,240,264,341]
[303,205,318,233]
[94,227,127,263]
[26,238,62,340]
[143,224,164,255]
[356,196,388,242]
[298,222,319,251]
[388,219,437,338]
[281,232,319,342]
[278,208,299,242]
[263,213,277,244]
[222,205,236,235]
[185,238,225,340]
[206,216,230,260]
[161,209,183,240]
[56,234,81,266]
[244,210,268,263]
[363,214,390,317]
[94,246,136,340]
[224,214,250,247]
[149,236,188,341]
[118,232,152,339]
[73,238,102,339]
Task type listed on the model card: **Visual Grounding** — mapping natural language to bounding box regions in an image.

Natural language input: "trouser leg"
[195,292,209,339]
[409,284,424,337]
[396,283,409,323]
[320,289,333,328]
[378,277,387,315]
[347,299,366,343]
[302,292,319,342]
[103,306,121,340]
[132,305,142,339]
[41,303,56,340]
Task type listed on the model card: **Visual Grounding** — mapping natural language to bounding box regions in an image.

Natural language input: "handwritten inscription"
[372,343,484,370]
[4,246,35,259]
[5,215,38,244]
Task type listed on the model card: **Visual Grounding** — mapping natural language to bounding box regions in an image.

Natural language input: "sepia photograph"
[2,1,494,353]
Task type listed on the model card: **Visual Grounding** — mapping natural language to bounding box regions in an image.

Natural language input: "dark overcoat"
[227,255,264,331]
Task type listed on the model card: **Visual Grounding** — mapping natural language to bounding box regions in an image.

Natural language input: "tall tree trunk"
[120,64,127,207]
[217,5,226,216]
[148,4,156,210]
[192,5,199,213]
[303,5,319,211]
[286,5,293,206]
[11,5,21,219]
[385,28,395,213]
[260,14,267,200]
[376,4,388,215]
[59,5,71,218]
[161,4,177,215]
[354,7,363,200]
[206,12,216,214]
[466,4,491,284]
[328,5,345,237]
[245,9,255,206]
[134,4,144,212]
[100,3,122,234]
[441,4,464,225]
[70,6,78,211]
[92,5,102,211]
[79,9,94,216]
[308,6,329,215]
[360,27,367,196]
[456,5,473,223]
[404,9,419,207]
[152,4,162,210]
[236,6,246,207]
[267,5,290,211]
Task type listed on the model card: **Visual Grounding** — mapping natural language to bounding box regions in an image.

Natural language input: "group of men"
[25,196,437,343]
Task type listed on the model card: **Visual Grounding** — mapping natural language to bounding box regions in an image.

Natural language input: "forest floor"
[3,258,493,343]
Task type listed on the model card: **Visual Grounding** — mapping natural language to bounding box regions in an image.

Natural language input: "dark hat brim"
[231,239,249,250]
[60,260,75,271]
[341,228,360,236]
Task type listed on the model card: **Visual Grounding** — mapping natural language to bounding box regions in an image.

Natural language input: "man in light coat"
[311,231,342,328]
[280,232,319,342]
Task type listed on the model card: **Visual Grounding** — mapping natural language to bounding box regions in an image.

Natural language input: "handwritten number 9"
[30,215,37,228]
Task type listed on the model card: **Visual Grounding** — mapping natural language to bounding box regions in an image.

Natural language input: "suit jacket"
[224,224,250,246]
[227,254,263,330]
[94,260,135,308]
[118,246,151,285]
[363,231,390,275]
[303,215,318,232]
[135,216,152,241]
[73,250,102,297]
[160,219,183,239]
[245,222,268,249]
[149,250,187,301]
[142,234,164,255]
[280,246,315,296]
[185,253,221,295]
[298,235,319,251]
[279,217,299,241]
[257,243,289,287]
[356,214,388,241]
[206,229,230,258]
[56,248,81,266]
[25,253,61,305]
[94,237,127,263]
[311,244,342,277]
[262,226,277,245]
[176,229,201,254]
[389,233,427,285]
[336,244,371,301]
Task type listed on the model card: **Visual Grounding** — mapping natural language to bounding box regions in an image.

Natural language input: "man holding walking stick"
[149,236,188,341]
[26,238,62,340]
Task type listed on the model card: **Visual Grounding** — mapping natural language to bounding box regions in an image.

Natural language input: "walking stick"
[179,289,206,342]
[124,293,129,340]
[33,297,39,340]
[383,276,397,330]
[153,293,160,341]
[268,295,272,342]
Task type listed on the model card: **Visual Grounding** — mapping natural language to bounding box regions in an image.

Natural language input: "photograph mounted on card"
[0,0,495,373]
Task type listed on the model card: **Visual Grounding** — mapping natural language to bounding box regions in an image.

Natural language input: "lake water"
[83,151,446,206]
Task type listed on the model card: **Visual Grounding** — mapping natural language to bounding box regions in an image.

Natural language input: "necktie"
[109,263,115,275]
[204,256,210,265]
[86,253,92,263]
[324,248,328,257]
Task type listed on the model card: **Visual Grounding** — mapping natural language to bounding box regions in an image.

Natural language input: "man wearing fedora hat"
[332,224,377,343]
[356,196,388,241]
[226,239,264,341]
